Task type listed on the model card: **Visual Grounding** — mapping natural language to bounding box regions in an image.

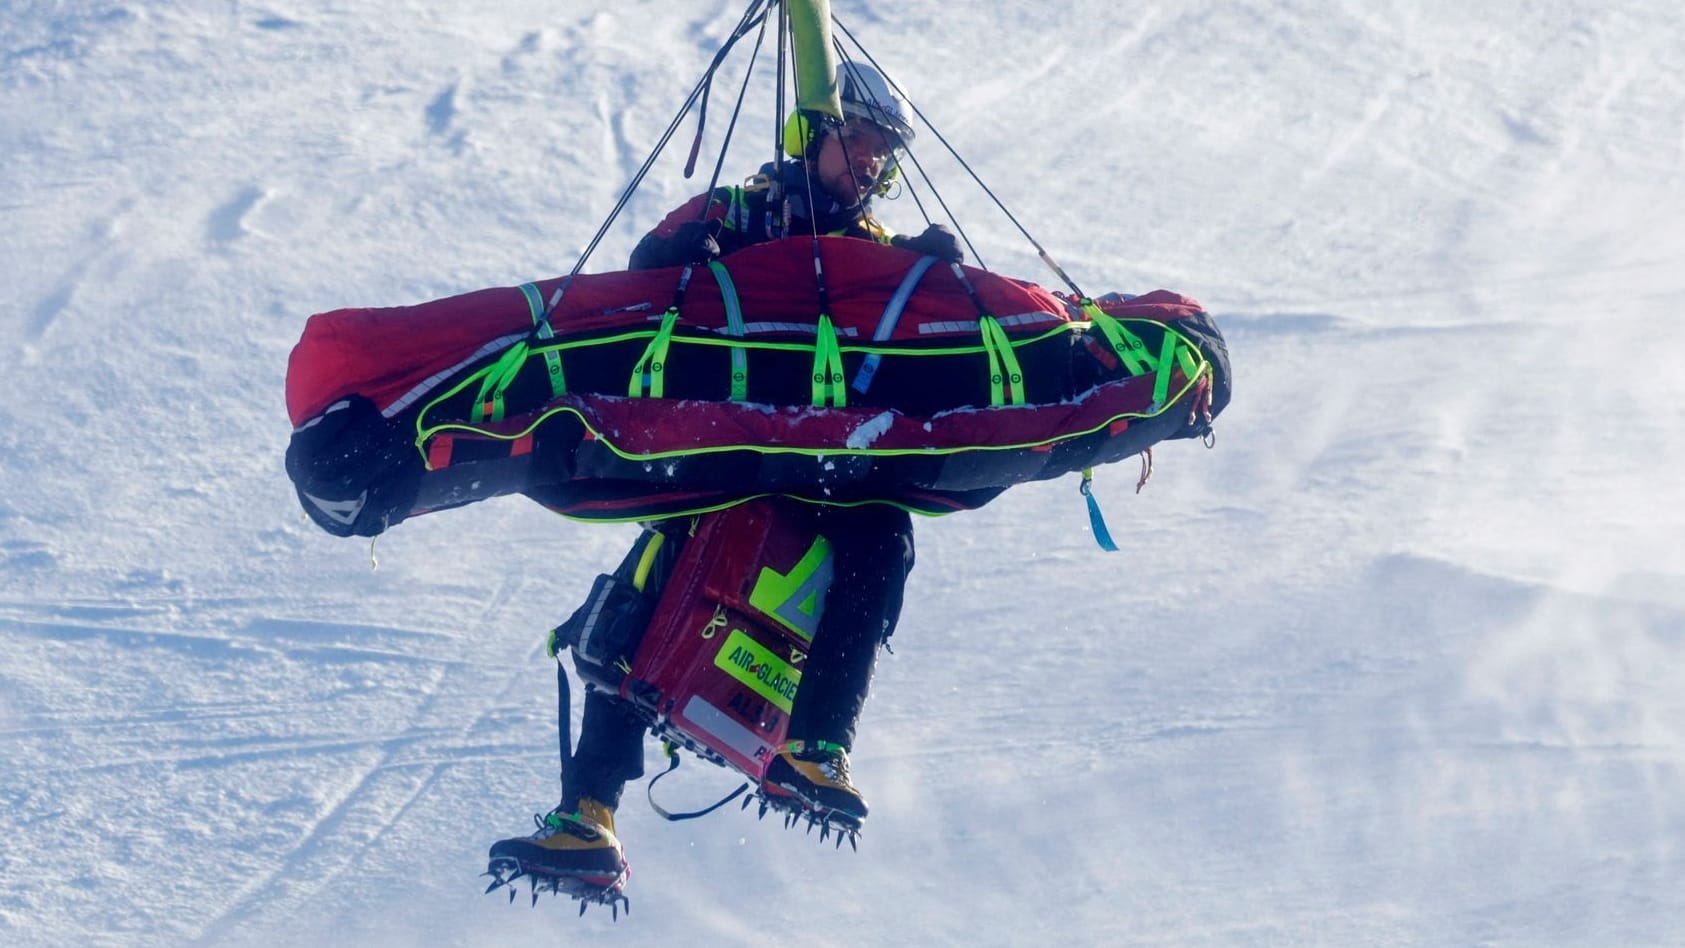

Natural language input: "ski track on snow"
[5,1,1685,944]
[183,575,542,945]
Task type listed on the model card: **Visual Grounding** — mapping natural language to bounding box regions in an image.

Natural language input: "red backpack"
[560,499,833,782]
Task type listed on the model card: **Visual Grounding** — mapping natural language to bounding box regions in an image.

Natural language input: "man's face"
[813,118,899,206]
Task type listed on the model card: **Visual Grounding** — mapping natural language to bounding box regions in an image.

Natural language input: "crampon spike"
[483,857,629,918]
[749,789,864,852]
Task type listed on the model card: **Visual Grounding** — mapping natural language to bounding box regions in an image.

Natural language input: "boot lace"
[531,807,581,840]
[820,749,853,789]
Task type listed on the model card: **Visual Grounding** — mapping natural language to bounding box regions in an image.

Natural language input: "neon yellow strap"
[1152,328,1179,407]
[519,283,566,398]
[473,341,529,422]
[708,262,749,401]
[811,314,847,407]
[629,307,681,398]
[785,739,848,755]
[1175,342,1204,384]
[978,316,1026,407]
[631,531,667,592]
[1081,300,1154,377]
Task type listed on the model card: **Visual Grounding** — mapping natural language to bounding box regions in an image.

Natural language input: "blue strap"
[519,283,567,397]
[853,254,939,395]
[1080,469,1119,552]
[707,261,749,401]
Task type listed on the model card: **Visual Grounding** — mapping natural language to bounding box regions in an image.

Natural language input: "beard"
[823,168,874,208]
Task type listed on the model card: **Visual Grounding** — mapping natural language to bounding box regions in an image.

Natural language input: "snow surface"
[4,1,1684,945]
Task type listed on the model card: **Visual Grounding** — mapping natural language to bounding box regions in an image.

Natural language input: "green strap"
[629,307,681,398]
[1082,299,1204,407]
[708,261,749,401]
[473,341,529,422]
[1081,300,1154,377]
[811,314,847,407]
[1152,327,1179,407]
[785,739,849,755]
[978,316,1026,407]
[519,283,567,398]
[1175,341,1204,385]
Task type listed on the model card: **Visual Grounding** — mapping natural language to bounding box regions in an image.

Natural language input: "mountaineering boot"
[485,798,628,901]
[761,740,869,825]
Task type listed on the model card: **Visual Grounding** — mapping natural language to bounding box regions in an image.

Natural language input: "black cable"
[886,122,986,269]
[686,1,772,177]
[830,42,985,270]
[768,0,790,236]
[830,17,1085,296]
[701,6,773,212]
[544,1,770,318]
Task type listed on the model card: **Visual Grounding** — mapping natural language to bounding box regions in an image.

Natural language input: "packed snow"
[3,1,1682,945]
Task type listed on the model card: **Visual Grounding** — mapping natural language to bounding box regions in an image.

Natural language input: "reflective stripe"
[918,312,1053,334]
[714,186,751,233]
[384,331,527,418]
[741,320,859,336]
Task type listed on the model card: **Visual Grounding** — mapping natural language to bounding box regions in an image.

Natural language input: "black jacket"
[628,159,885,271]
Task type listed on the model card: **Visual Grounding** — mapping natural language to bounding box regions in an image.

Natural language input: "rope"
[829,18,1087,297]
[696,4,774,204]
[646,746,751,822]
[543,1,771,320]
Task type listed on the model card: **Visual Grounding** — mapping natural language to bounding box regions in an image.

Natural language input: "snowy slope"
[4,1,1683,945]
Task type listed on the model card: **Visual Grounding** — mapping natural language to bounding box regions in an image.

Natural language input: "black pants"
[566,503,914,809]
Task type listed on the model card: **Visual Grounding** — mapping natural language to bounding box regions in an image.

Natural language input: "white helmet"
[836,61,915,145]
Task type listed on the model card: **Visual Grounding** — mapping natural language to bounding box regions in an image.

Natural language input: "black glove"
[891,223,963,263]
[629,219,722,270]
[671,220,722,264]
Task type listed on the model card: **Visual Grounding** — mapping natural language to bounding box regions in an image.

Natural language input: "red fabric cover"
[463,375,1162,456]
[1089,289,1205,323]
[286,237,1068,427]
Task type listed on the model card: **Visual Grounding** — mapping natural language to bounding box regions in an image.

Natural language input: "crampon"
[482,856,631,919]
[744,788,862,851]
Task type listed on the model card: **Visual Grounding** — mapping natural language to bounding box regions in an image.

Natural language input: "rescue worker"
[489,61,954,901]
